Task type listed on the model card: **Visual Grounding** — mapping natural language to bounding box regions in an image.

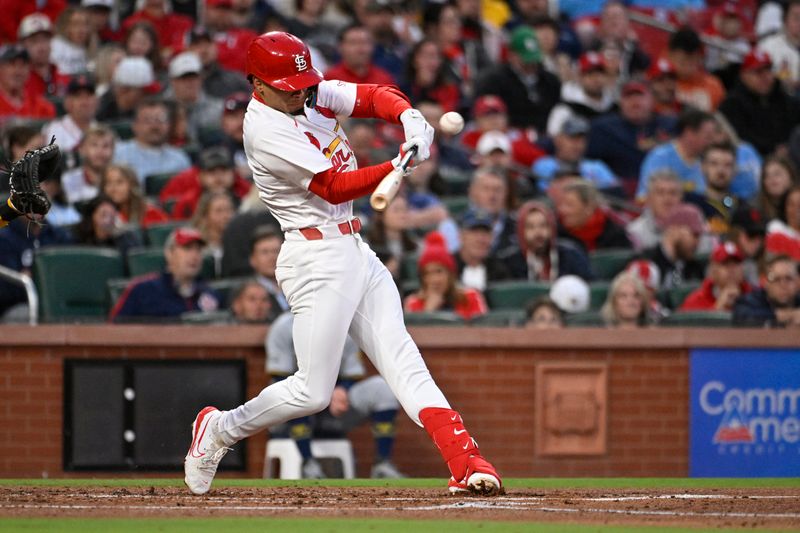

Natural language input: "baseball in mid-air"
[439,111,464,135]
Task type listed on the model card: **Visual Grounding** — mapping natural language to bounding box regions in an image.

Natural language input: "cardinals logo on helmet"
[294,54,308,72]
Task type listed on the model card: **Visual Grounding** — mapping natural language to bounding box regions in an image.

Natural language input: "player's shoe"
[370,460,406,479]
[301,457,326,479]
[447,455,502,496]
[184,406,230,495]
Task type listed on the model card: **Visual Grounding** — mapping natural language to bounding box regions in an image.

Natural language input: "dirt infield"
[2,485,800,529]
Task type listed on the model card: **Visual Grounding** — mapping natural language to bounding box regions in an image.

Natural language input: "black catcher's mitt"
[8,141,61,217]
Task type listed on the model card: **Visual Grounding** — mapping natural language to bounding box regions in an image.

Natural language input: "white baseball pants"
[216,233,450,445]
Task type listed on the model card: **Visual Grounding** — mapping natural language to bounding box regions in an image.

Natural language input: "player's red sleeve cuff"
[352,85,412,124]
[309,161,394,204]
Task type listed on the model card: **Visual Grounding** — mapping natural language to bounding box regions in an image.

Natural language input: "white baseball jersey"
[243,80,361,231]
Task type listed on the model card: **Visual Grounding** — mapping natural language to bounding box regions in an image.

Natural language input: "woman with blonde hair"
[191,191,235,276]
[600,271,652,328]
[50,6,97,75]
[101,164,168,229]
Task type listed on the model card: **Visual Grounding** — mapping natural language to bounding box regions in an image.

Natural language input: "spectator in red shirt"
[403,231,488,320]
[0,44,55,122]
[18,13,69,99]
[681,241,752,312]
[460,95,545,168]
[101,163,169,229]
[122,0,192,61]
[164,146,251,220]
[204,0,258,74]
[325,25,396,85]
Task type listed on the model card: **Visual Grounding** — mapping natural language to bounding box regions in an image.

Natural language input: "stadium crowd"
[1,0,799,329]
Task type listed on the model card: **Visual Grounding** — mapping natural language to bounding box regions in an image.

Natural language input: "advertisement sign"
[690,349,800,477]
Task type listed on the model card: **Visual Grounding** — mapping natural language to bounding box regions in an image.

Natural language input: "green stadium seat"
[589,248,635,280]
[107,119,134,140]
[127,247,216,279]
[403,311,464,326]
[469,309,526,327]
[442,196,470,219]
[208,277,250,307]
[181,310,233,324]
[589,282,611,310]
[658,282,702,310]
[33,246,124,322]
[565,311,605,327]
[145,221,185,247]
[144,173,175,197]
[401,253,420,282]
[485,280,551,310]
[662,311,732,327]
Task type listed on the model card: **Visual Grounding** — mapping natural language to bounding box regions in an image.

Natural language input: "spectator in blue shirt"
[733,255,800,327]
[113,97,192,185]
[110,227,219,322]
[533,116,620,195]
[636,108,717,201]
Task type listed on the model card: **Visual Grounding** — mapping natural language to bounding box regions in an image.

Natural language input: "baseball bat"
[369,146,417,212]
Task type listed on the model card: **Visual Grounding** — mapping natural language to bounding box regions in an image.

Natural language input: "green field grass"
[1,478,798,533]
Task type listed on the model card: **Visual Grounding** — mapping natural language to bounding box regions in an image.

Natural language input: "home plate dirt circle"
[2,486,799,528]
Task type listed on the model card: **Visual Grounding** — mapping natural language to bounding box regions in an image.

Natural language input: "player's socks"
[289,418,313,459]
[371,409,398,460]
[419,407,478,482]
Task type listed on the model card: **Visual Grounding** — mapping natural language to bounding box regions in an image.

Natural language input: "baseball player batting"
[184,31,502,496]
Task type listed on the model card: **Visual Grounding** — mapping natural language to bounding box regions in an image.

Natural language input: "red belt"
[298,218,362,240]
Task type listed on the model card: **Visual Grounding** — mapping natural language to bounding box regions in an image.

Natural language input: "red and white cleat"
[448,455,503,496]
[184,406,230,495]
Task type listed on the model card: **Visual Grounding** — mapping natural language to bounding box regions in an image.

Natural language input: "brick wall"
[1,326,795,479]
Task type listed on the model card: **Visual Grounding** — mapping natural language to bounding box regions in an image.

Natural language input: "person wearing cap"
[185,25,251,99]
[503,200,592,282]
[18,13,69,100]
[533,116,620,194]
[636,108,717,201]
[82,0,121,43]
[460,95,545,168]
[403,231,488,320]
[733,254,800,327]
[165,51,224,144]
[548,274,590,315]
[728,205,767,286]
[545,51,615,138]
[455,208,511,292]
[110,226,221,323]
[42,74,98,153]
[474,25,561,133]
[0,44,56,121]
[203,0,260,74]
[757,0,800,92]
[112,97,191,183]
[324,25,396,86]
[666,27,726,112]
[600,271,654,328]
[701,3,751,84]
[555,178,630,252]
[719,49,800,157]
[624,259,671,320]
[585,80,677,196]
[647,58,683,117]
[639,202,707,290]
[1,2,66,46]
[121,0,193,60]
[219,92,251,179]
[61,125,115,205]
[96,56,156,122]
[680,241,752,312]
[163,145,250,220]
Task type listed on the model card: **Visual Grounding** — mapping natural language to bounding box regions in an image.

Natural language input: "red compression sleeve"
[309,161,394,204]
[352,85,412,124]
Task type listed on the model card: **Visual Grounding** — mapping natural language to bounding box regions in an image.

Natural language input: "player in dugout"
[184,32,502,496]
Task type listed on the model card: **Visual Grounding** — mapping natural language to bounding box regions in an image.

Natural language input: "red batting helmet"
[246,32,323,91]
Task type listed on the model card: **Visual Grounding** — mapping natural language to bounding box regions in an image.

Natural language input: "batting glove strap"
[399,109,433,163]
